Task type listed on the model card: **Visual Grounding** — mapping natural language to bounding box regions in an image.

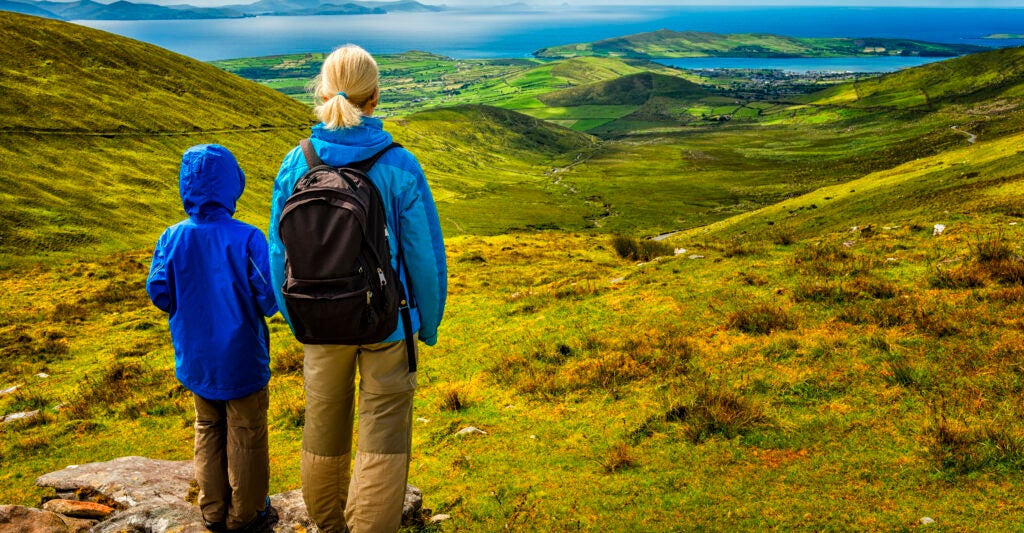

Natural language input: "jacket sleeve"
[268,148,307,328]
[248,230,279,318]
[398,156,448,346]
[146,232,172,314]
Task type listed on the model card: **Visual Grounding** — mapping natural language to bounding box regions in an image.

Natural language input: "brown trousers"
[193,387,270,530]
[301,339,416,533]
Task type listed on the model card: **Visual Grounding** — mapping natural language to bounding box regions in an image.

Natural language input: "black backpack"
[279,139,416,369]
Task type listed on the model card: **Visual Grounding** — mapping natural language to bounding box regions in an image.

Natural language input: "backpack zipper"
[377,267,387,287]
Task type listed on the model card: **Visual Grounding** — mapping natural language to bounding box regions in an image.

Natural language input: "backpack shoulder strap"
[349,142,403,173]
[299,138,325,169]
[300,140,403,172]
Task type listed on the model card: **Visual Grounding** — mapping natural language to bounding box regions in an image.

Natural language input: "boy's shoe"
[203,520,228,532]
[240,498,278,533]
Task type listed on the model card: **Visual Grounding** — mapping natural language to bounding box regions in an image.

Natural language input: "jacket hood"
[310,117,395,166]
[179,144,244,219]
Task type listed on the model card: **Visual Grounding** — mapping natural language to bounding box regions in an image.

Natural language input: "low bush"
[667,386,770,444]
[727,303,797,334]
[272,343,304,374]
[929,265,987,289]
[973,235,1016,264]
[611,235,674,262]
[928,408,1024,473]
[438,386,468,412]
[600,443,636,473]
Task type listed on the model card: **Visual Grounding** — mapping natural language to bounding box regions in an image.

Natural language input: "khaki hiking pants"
[193,387,270,530]
[302,338,417,533]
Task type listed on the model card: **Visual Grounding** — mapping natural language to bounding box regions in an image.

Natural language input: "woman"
[268,44,447,533]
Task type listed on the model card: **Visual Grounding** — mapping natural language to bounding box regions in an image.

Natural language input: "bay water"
[73,5,1024,71]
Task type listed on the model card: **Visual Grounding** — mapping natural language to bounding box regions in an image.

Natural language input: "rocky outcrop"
[42,499,116,520]
[1,409,40,424]
[36,456,194,508]
[0,504,95,532]
[23,456,424,532]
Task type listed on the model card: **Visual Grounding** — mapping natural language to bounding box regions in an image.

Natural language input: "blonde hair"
[311,45,379,129]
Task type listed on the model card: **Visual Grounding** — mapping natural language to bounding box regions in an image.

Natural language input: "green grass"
[792,46,1024,110]
[0,14,309,133]
[681,127,1024,243]
[0,11,315,262]
[537,72,709,108]
[0,13,619,261]
[388,105,603,235]
[6,11,1024,531]
[8,224,1024,529]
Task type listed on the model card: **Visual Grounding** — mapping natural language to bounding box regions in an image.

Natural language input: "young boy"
[147,144,278,532]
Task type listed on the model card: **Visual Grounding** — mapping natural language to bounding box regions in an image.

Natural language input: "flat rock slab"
[0,504,95,532]
[35,456,194,508]
[91,502,207,533]
[34,456,424,531]
[1,409,40,424]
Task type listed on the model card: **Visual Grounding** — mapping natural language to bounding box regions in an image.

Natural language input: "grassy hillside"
[0,14,611,262]
[538,72,708,107]
[6,213,1024,529]
[214,52,706,126]
[536,29,989,59]
[6,14,1024,532]
[389,105,604,234]
[677,128,1024,243]
[522,72,721,132]
[542,46,1024,235]
[213,51,545,110]
[0,13,306,132]
[793,45,1024,110]
[0,11,314,263]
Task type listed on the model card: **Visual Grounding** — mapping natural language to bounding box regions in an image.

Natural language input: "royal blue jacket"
[147,144,278,401]
[269,119,447,346]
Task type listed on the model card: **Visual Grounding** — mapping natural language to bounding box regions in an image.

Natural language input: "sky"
[130,0,1024,8]
[450,1,1022,4]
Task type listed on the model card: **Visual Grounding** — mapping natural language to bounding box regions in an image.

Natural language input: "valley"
[2,10,1024,530]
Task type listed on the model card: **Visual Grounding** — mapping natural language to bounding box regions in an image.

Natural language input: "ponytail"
[312,45,380,129]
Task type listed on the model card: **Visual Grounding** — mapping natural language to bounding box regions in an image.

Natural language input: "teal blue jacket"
[268,119,447,345]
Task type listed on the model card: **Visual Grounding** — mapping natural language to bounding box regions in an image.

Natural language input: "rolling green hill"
[536,29,989,59]
[214,52,706,127]
[0,12,306,132]
[0,13,612,261]
[793,45,1024,109]
[539,44,1024,236]
[388,104,603,234]
[521,71,721,133]
[538,72,709,107]
[0,11,314,263]
[681,127,1024,242]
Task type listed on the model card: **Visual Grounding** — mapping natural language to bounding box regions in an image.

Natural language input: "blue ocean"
[74,5,1024,71]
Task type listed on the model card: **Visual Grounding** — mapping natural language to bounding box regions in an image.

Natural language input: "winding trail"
[951,125,977,144]
[652,230,682,242]
[546,147,614,227]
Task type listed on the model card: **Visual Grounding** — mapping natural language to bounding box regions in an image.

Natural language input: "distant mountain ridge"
[535,29,989,59]
[0,0,441,20]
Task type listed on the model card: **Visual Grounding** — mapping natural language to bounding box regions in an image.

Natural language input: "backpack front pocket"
[283,275,376,343]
